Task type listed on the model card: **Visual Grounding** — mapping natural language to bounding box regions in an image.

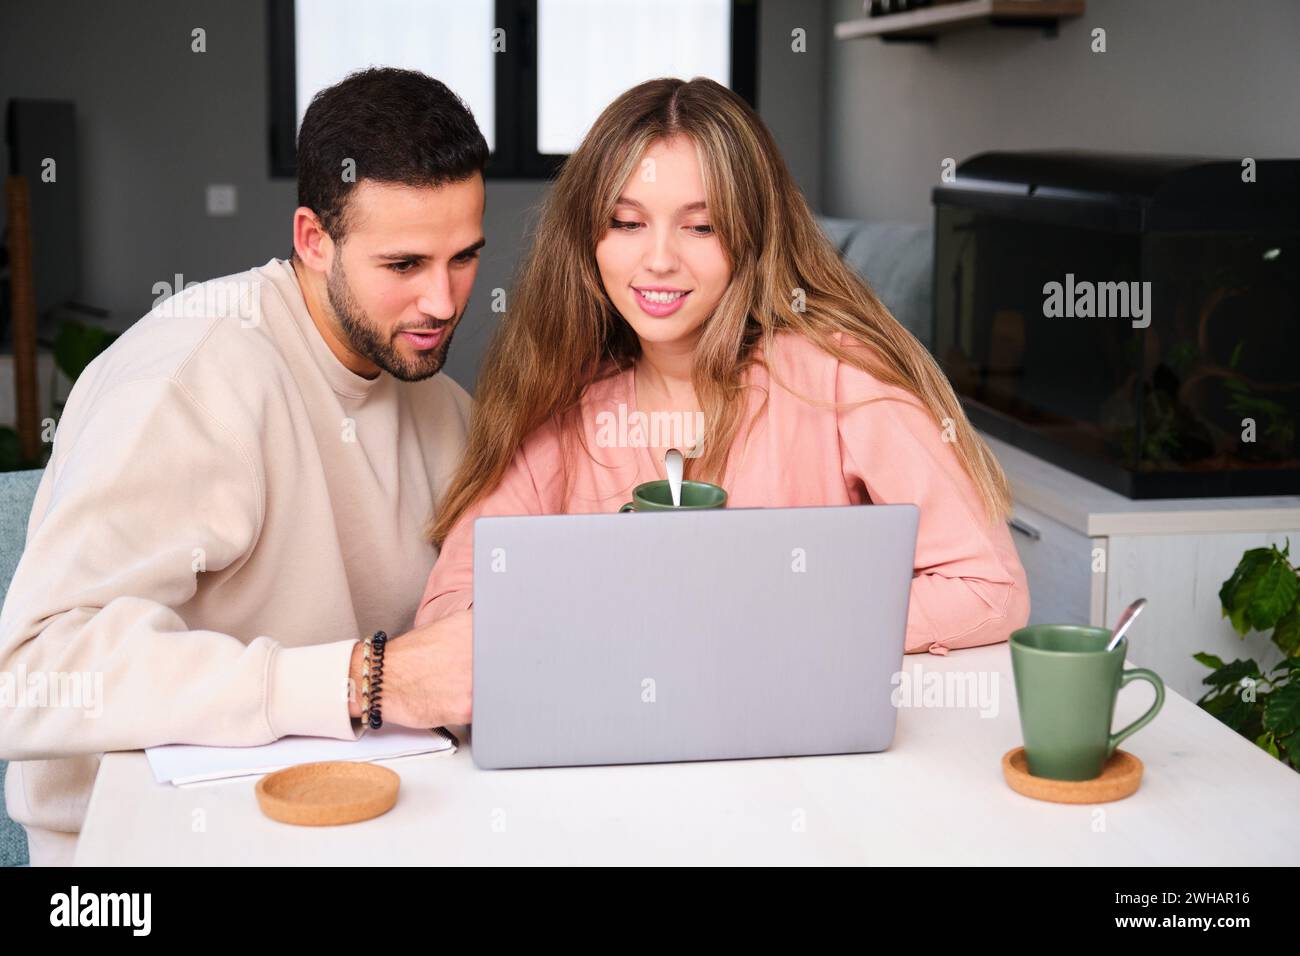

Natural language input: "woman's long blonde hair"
[428,77,1009,547]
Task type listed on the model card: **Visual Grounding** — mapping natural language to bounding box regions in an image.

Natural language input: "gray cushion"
[0,468,42,867]
[817,216,862,256]
[817,217,933,347]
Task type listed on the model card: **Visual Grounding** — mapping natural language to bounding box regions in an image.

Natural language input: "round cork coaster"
[1001,747,1143,804]
[256,761,400,826]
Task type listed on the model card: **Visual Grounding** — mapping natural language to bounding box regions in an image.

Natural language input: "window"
[267,0,758,179]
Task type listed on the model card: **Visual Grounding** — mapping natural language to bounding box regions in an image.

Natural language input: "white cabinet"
[1006,499,1095,627]
[984,433,1300,701]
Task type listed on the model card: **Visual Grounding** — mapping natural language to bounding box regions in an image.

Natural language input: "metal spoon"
[665,448,684,507]
[1105,597,1147,652]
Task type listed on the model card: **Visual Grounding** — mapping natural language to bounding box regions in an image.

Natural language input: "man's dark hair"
[296,67,489,246]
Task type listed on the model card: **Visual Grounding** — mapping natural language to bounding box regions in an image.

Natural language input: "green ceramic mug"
[1010,624,1165,781]
[619,479,727,512]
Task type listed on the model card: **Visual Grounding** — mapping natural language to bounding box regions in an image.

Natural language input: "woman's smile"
[632,286,692,316]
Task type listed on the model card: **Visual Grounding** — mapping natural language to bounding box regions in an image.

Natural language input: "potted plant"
[1195,541,1300,771]
[0,317,119,472]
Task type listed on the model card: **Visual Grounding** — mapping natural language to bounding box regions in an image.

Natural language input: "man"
[0,67,481,865]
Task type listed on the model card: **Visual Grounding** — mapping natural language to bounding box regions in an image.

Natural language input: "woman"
[417,77,1028,655]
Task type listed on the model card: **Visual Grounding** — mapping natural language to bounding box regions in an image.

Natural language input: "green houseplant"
[1195,540,1300,771]
[0,317,119,472]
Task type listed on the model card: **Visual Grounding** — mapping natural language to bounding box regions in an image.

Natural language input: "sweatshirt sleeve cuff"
[267,640,364,741]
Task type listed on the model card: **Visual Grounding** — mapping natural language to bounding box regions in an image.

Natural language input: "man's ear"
[293,207,334,272]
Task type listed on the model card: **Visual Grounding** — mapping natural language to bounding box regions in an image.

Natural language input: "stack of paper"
[145,726,458,786]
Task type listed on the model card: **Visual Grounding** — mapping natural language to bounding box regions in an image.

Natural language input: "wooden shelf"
[836,0,1085,42]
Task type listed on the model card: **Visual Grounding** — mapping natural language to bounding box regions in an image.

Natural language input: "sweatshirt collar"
[263,258,383,400]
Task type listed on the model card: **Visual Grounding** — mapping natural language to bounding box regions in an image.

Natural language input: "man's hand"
[348,609,472,728]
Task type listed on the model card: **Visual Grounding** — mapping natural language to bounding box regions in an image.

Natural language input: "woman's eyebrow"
[614,196,708,213]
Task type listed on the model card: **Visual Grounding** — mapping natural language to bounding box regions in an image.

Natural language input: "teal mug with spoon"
[1010,624,1165,781]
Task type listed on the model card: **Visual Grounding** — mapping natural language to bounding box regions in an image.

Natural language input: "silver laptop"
[470,504,919,770]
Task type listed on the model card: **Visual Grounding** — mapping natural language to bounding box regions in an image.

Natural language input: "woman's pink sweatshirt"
[416,331,1029,654]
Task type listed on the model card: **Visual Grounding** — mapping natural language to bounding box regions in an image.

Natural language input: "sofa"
[0,467,42,866]
[816,216,933,347]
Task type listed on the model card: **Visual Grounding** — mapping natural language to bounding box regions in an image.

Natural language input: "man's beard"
[326,259,458,383]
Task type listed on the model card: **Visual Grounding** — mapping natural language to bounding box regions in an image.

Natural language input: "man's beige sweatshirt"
[0,258,472,865]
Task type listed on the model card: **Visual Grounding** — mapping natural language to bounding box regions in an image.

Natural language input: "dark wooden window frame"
[266,0,758,180]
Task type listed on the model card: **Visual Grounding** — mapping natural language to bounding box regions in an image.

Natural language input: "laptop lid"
[470,504,919,769]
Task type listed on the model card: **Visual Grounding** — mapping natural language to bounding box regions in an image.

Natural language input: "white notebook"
[145,726,458,787]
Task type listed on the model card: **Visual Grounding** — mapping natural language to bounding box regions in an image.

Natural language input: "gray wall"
[823,0,1300,223]
[758,0,828,210]
[6,0,1298,393]
[1,1,296,326]
[0,0,826,393]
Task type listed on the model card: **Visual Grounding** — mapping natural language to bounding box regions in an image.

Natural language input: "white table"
[75,643,1300,865]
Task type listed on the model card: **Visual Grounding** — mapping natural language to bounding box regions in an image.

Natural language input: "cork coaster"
[1001,747,1143,804]
[256,761,400,826]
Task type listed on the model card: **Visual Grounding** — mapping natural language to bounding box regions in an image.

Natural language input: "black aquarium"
[932,151,1300,498]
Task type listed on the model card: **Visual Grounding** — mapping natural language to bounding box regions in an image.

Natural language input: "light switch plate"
[206,184,237,216]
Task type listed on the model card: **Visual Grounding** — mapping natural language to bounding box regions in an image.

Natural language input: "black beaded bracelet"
[360,630,388,731]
